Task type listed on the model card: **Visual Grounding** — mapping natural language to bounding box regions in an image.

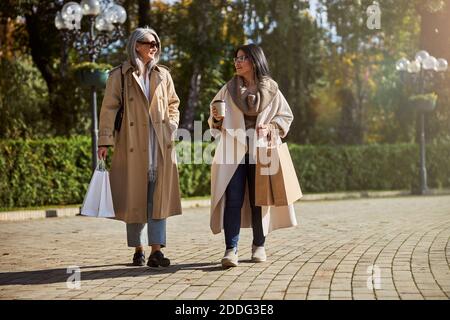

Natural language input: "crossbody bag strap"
[120,64,124,107]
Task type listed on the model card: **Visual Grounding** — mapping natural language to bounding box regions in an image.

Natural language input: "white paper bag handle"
[97,159,106,172]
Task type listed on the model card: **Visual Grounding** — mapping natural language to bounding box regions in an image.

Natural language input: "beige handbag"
[255,139,302,206]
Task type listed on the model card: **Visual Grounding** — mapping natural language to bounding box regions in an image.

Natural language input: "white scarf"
[133,60,158,182]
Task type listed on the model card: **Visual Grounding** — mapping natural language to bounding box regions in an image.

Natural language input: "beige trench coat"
[98,61,182,223]
[208,83,299,236]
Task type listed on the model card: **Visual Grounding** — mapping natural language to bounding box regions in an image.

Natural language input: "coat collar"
[121,60,164,75]
[122,60,164,102]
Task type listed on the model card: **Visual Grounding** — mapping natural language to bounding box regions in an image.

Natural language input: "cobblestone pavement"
[0,195,449,300]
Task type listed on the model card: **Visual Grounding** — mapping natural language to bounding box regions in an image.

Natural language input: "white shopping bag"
[98,170,115,218]
[81,160,115,218]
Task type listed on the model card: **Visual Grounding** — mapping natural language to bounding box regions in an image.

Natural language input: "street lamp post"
[396,51,448,195]
[55,0,127,172]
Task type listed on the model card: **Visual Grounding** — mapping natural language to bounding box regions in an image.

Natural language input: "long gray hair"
[126,27,161,76]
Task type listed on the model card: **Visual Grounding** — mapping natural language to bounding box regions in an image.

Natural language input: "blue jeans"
[224,153,265,249]
[126,179,166,248]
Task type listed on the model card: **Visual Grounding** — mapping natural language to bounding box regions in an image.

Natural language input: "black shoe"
[132,251,146,266]
[147,250,170,268]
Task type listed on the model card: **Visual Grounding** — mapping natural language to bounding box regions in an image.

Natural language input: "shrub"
[0,137,449,210]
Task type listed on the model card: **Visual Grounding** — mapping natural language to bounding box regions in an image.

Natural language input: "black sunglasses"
[137,40,159,49]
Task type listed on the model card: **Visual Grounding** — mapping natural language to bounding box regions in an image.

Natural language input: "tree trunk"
[337,88,362,145]
[138,0,152,27]
[415,3,450,144]
[179,0,211,133]
[24,14,54,88]
[24,2,68,136]
[181,64,202,133]
[0,18,13,59]
[354,64,366,144]
[123,0,133,36]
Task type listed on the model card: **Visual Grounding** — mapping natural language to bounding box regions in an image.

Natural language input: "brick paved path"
[0,195,449,300]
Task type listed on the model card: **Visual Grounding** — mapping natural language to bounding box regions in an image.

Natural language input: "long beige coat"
[208,83,298,236]
[98,61,182,223]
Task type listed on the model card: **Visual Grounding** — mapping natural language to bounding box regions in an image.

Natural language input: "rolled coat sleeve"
[269,91,294,138]
[166,72,180,134]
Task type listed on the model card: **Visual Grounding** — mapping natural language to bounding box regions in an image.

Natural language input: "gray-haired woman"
[98,27,182,268]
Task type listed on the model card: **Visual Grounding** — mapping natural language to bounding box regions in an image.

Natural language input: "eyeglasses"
[137,40,159,49]
[233,55,249,63]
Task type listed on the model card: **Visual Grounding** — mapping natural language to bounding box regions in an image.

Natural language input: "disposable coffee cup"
[212,99,226,117]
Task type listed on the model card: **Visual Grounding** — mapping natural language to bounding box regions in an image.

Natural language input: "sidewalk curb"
[1,189,449,222]
[0,199,212,222]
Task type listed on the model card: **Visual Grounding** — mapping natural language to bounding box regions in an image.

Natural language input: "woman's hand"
[257,124,270,138]
[98,146,108,160]
[211,107,224,121]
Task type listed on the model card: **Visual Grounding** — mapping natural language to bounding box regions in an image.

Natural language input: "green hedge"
[0,137,449,210]
[0,136,90,209]
[291,143,450,192]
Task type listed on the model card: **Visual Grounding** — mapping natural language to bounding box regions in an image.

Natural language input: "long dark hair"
[234,43,271,82]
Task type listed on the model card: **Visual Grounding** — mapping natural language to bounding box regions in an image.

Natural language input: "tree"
[238,0,326,144]
[415,0,450,143]
[151,0,245,134]
[138,0,152,27]
[0,56,49,139]
[320,0,419,144]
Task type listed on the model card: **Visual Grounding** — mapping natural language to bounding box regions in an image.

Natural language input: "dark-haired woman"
[208,44,297,268]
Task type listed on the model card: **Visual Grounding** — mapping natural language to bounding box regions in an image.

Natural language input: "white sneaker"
[251,245,267,262]
[221,248,238,268]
